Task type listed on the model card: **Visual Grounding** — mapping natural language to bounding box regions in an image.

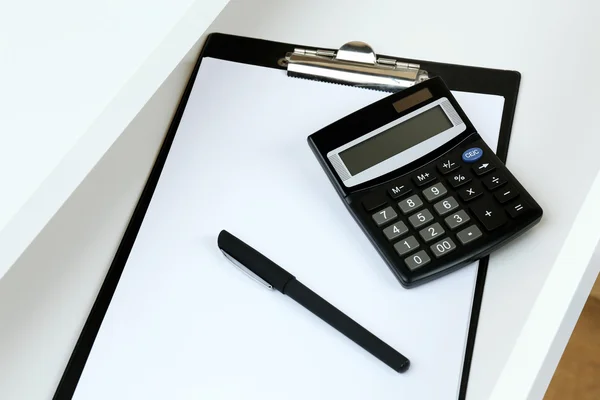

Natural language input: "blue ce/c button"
[462,147,483,163]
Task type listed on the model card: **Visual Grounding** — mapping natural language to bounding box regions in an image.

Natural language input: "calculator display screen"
[338,106,452,175]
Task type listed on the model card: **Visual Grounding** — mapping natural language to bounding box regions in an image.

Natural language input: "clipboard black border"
[53,32,520,400]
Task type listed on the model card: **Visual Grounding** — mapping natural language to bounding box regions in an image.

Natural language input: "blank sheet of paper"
[72,58,504,400]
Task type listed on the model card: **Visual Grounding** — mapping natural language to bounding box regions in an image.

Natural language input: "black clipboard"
[53,32,520,400]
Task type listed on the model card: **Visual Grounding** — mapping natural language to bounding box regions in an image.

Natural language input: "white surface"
[0,40,198,399]
[0,0,229,280]
[1,0,599,399]
[72,58,503,400]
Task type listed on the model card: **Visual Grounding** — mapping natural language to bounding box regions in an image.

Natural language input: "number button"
[371,206,398,227]
[382,221,409,241]
[444,210,471,230]
[412,168,436,187]
[448,170,473,188]
[433,196,459,216]
[456,225,483,245]
[404,250,431,271]
[394,235,420,256]
[419,222,445,242]
[398,194,423,214]
[458,181,484,202]
[408,209,434,229]
[430,238,457,258]
[422,182,448,202]
[482,173,507,191]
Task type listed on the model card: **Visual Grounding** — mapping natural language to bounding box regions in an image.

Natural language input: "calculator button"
[506,201,530,218]
[472,159,495,176]
[372,206,398,226]
[419,222,445,242]
[398,194,423,214]
[412,169,436,186]
[404,250,431,271]
[382,222,409,241]
[362,192,387,211]
[394,236,420,256]
[494,185,519,204]
[408,209,434,229]
[462,147,483,163]
[430,238,457,258]
[444,210,471,230]
[448,170,473,188]
[458,181,484,202]
[482,173,507,191]
[433,196,460,216]
[470,200,507,231]
[437,157,461,175]
[456,225,483,245]
[422,182,448,202]
[387,182,412,199]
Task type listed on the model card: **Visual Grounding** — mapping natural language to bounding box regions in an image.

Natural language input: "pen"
[217,230,410,373]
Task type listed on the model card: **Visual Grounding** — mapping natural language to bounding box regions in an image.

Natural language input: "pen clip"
[221,250,274,290]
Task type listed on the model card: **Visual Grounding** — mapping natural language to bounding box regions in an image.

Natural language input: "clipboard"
[53,33,520,400]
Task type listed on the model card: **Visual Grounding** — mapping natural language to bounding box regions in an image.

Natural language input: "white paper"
[73,58,504,400]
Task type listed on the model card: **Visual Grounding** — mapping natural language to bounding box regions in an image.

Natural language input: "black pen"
[217,230,410,373]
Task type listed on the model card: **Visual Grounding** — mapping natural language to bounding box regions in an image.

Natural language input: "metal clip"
[221,250,273,290]
[284,41,429,92]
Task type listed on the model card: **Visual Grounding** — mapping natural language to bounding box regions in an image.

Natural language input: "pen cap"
[217,230,295,292]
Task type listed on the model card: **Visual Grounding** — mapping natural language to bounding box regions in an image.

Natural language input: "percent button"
[448,170,473,188]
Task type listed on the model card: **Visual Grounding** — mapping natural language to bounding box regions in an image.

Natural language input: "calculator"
[307,77,542,288]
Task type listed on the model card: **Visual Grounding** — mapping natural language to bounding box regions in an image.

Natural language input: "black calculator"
[308,77,542,288]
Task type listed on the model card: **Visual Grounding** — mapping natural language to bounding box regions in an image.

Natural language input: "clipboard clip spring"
[284,41,429,92]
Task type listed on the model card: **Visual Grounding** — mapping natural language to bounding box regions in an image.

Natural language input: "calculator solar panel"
[308,77,542,288]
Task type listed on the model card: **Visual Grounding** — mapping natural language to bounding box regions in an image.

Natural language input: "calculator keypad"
[394,236,420,256]
[351,137,541,288]
[444,210,471,230]
[398,194,423,214]
[433,196,459,215]
[419,223,445,242]
[383,222,409,241]
[408,209,434,229]
[404,250,431,271]
[422,182,448,202]
[372,207,397,226]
